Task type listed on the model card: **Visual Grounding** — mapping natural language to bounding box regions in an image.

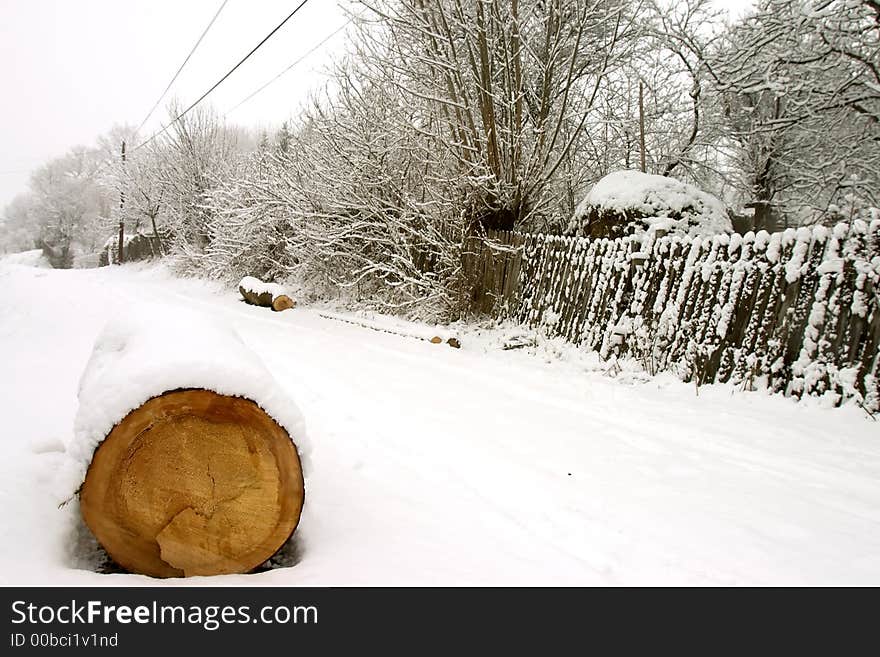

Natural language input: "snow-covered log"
[239,276,295,312]
[72,305,308,578]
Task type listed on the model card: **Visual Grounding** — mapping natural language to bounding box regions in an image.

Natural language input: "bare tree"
[712,0,880,225]
[346,0,640,231]
[152,103,237,263]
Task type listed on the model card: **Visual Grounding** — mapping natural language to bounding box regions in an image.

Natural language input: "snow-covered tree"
[711,0,880,224]
[9,146,111,266]
[0,194,39,254]
[342,0,642,231]
[151,103,237,263]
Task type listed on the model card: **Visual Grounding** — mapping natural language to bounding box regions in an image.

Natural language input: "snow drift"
[0,249,51,268]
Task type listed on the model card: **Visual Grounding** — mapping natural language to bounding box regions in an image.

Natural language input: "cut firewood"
[79,389,304,578]
[239,276,296,312]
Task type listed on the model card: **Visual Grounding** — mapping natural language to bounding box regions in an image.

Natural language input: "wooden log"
[239,276,296,312]
[240,287,296,312]
[80,389,304,578]
[72,305,308,578]
[271,294,296,311]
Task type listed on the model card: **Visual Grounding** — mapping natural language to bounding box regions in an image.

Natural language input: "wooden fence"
[463,222,880,410]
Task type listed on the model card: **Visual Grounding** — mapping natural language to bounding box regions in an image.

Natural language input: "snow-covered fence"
[464,221,880,410]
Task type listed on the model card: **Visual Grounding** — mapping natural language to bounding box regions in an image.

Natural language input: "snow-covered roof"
[571,170,731,237]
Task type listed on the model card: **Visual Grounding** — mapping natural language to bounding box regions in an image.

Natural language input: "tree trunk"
[149,210,165,255]
[639,80,646,173]
[80,389,304,578]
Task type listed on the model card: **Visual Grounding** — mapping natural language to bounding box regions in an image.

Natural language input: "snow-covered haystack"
[567,170,732,239]
[71,304,308,578]
[239,275,296,311]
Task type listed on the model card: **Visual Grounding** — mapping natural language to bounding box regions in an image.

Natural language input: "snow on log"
[71,304,309,578]
[239,276,295,311]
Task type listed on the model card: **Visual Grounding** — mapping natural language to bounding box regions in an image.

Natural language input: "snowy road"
[1,261,879,585]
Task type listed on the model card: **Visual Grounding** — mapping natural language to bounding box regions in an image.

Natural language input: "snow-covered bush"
[566,170,732,239]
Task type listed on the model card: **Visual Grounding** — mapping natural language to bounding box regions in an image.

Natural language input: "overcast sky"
[0,0,753,209]
[0,0,354,207]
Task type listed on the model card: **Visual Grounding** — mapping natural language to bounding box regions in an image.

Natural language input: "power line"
[133,0,313,152]
[134,0,230,138]
[225,16,353,116]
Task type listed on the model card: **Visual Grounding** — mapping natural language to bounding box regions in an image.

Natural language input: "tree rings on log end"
[79,389,304,578]
[271,295,295,312]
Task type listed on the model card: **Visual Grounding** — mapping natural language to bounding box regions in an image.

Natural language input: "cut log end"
[79,389,304,578]
[271,295,295,312]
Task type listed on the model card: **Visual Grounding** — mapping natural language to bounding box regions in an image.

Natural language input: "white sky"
[0,0,754,209]
[0,0,354,206]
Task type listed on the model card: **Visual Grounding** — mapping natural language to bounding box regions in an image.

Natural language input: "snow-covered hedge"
[567,170,732,239]
[470,220,880,411]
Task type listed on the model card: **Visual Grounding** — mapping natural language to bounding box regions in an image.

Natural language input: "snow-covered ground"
[1,259,879,586]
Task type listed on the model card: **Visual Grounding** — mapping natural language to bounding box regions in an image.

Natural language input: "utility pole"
[117,140,126,264]
[638,80,646,174]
